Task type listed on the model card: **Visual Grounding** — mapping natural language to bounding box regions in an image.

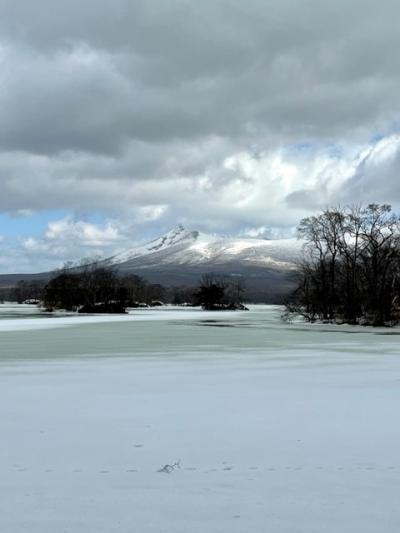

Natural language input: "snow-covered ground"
[1,304,400,532]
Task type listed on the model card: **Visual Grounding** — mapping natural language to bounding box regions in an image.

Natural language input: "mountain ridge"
[103,224,301,270]
[0,225,302,301]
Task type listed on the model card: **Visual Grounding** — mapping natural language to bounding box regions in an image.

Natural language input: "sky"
[1,0,400,272]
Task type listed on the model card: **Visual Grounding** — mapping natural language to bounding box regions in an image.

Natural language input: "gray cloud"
[2,0,400,156]
[1,0,400,272]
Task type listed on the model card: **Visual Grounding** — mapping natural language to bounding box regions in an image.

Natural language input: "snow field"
[0,305,399,532]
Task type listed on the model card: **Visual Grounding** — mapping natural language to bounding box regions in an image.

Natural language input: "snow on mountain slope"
[105,225,302,271]
[108,224,193,264]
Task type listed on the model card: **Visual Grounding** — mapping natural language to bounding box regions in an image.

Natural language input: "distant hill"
[0,225,302,301]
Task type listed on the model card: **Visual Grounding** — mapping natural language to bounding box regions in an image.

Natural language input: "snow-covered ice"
[0,304,400,532]
[0,303,239,332]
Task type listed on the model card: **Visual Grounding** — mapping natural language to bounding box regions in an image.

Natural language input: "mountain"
[0,225,302,301]
[104,224,299,270]
[100,225,302,301]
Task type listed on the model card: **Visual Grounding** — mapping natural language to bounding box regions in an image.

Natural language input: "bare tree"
[286,204,400,326]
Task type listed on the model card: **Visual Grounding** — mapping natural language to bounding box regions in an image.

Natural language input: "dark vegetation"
[6,280,44,304]
[195,273,248,310]
[41,269,248,313]
[285,204,400,326]
[42,264,165,312]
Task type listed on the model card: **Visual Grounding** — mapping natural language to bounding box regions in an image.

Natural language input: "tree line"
[286,204,400,326]
[42,269,247,312]
[5,265,247,313]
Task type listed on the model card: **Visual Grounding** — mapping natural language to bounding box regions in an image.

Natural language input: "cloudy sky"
[1,0,400,272]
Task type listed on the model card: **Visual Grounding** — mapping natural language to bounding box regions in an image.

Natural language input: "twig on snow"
[157,460,181,473]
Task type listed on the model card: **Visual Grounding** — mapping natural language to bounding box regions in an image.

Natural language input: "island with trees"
[42,265,166,313]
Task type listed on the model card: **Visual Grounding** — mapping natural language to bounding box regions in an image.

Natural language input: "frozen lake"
[1,303,400,532]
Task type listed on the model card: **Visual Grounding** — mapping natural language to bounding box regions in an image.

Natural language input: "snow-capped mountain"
[98,225,301,300]
[105,224,301,271]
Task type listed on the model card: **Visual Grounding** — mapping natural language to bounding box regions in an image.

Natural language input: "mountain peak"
[147,224,191,251]
[107,224,200,265]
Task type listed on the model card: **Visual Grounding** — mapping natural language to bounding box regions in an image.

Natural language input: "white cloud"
[239,226,296,240]
[134,205,168,223]
[2,134,398,233]
[6,216,139,272]
[44,217,122,246]
[0,132,399,273]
